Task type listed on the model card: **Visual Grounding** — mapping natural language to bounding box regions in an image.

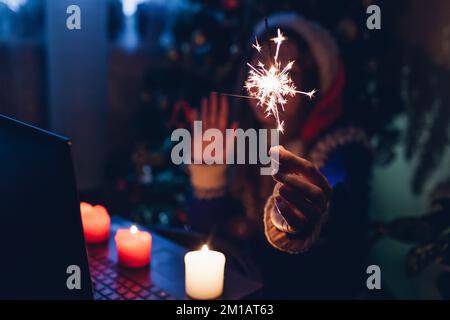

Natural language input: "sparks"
[252,37,262,52]
[270,28,286,61]
[244,28,316,133]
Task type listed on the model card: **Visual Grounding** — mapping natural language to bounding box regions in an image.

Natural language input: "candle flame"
[130,225,138,234]
[201,244,209,252]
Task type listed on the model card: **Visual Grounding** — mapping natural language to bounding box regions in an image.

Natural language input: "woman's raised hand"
[190,92,238,164]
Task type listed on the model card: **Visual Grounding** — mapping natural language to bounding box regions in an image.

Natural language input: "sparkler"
[244,28,317,133]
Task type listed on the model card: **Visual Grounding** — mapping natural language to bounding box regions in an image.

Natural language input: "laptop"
[0,114,262,300]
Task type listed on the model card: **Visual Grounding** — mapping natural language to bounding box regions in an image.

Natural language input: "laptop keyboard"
[88,253,175,300]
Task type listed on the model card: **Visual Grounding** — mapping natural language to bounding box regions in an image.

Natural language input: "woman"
[187,13,372,298]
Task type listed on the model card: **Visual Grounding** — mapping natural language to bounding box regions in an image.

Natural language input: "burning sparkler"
[244,28,317,133]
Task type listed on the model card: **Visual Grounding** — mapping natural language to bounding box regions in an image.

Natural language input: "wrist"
[189,164,227,190]
[264,196,325,254]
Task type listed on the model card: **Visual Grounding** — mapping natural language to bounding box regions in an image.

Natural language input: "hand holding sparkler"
[269,146,332,237]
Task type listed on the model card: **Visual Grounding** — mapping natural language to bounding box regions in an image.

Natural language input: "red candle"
[115,225,152,268]
[80,202,111,244]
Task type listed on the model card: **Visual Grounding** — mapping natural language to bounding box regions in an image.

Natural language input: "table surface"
[87,216,263,300]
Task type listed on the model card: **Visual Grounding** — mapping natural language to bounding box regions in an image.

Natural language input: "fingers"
[270,148,332,236]
[209,92,218,128]
[225,121,239,145]
[225,121,239,160]
[218,94,229,131]
[278,184,322,222]
[200,93,230,131]
[271,145,332,197]
[189,109,198,131]
[273,170,328,212]
[201,97,208,128]
[274,195,309,232]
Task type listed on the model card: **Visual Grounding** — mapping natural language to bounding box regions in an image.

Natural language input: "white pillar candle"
[184,245,226,300]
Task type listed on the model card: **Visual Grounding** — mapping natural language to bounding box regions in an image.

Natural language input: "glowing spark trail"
[252,37,262,53]
[244,28,316,133]
[271,28,286,61]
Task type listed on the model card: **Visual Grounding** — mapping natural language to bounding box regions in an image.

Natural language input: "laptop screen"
[0,115,92,299]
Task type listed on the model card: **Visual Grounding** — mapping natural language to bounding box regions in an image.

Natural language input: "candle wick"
[130,225,138,234]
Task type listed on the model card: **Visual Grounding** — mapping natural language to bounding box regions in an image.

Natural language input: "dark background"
[1,0,449,298]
